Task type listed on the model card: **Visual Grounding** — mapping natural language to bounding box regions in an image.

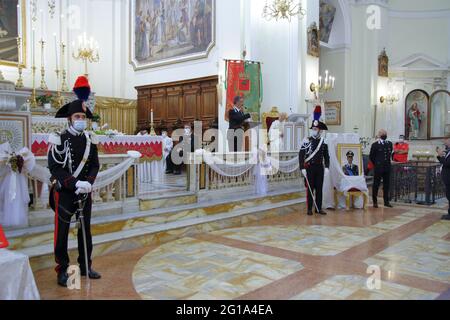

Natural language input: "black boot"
[80,268,102,279]
[307,210,313,216]
[373,199,378,208]
[318,210,327,215]
[57,272,69,287]
[384,203,393,208]
[442,214,450,221]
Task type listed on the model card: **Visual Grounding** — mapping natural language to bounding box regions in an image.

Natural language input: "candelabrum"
[262,0,305,21]
[310,70,336,99]
[15,37,24,88]
[60,43,69,91]
[72,33,100,78]
[39,39,48,90]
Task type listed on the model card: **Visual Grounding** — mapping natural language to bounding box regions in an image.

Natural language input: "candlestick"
[15,37,24,88]
[39,39,48,90]
[61,42,69,91]
[150,109,156,136]
[54,33,59,68]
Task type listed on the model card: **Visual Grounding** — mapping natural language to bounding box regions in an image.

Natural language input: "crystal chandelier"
[262,0,306,21]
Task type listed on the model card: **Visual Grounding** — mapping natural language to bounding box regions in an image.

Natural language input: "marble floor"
[33,204,450,300]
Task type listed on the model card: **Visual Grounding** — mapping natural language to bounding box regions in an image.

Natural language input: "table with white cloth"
[32,134,165,183]
[0,249,40,300]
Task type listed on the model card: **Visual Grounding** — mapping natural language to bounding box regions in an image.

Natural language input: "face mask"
[73,120,87,132]
[162,133,167,137]
[399,138,404,143]
[311,130,320,137]
[184,128,191,135]
[380,135,387,141]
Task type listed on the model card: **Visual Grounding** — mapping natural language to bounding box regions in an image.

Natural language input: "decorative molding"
[391,53,449,72]
[348,0,389,8]
[389,9,450,19]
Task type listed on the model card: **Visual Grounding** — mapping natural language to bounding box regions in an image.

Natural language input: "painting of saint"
[405,90,429,140]
[307,22,320,58]
[319,0,336,44]
[0,0,26,67]
[130,0,215,70]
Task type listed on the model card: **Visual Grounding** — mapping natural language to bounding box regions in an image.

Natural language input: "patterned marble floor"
[33,204,450,300]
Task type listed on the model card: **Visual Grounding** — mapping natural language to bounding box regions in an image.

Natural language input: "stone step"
[21,197,306,272]
[6,188,303,252]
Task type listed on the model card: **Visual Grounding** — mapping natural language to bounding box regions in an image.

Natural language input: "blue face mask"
[311,130,320,138]
[73,120,87,132]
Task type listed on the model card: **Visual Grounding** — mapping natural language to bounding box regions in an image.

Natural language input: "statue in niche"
[405,90,429,140]
[378,48,389,77]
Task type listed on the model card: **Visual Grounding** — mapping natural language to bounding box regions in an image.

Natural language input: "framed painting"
[405,89,428,140]
[325,101,341,126]
[129,0,216,70]
[0,0,26,67]
[337,144,363,176]
[378,48,389,77]
[319,0,336,44]
[0,112,31,151]
[307,22,320,58]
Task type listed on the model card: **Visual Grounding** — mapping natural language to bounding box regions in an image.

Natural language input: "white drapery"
[0,144,36,227]
[28,151,141,190]
[0,249,40,300]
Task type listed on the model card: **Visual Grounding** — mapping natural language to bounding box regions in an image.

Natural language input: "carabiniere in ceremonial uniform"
[48,76,102,287]
[299,119,330,216]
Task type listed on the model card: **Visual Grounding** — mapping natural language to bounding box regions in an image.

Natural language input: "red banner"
[225,60,245,121]
[0,225,8,249]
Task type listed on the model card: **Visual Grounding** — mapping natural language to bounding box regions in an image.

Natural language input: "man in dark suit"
[228,96,251,152]
[370,129,394,208]
[437,139,450,220]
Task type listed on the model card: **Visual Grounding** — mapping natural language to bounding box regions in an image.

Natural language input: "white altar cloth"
[0,249,40,300]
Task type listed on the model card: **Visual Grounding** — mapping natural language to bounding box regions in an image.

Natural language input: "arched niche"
[430,90,450,139]
[405,89,429,140]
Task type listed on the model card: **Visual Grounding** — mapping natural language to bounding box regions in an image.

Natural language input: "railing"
[28,154,139,212]
[390,161,445,205]
[191,151,301,194]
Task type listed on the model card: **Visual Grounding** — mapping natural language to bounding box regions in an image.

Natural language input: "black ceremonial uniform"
[48,128,100,275]
[299,136,330,213]
[369,140,393,206]
[343,164,359,176]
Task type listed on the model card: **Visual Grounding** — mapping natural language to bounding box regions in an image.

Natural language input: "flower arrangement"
[7,152,24,174]
[91,113,101,123]
[36,92,54,106]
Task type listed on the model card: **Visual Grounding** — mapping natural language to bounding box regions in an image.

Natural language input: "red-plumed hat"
[73,75,91,102]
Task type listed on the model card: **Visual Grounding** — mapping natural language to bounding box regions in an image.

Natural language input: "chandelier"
[380,79,400,105]
[262,0,306,21]
[72,32,100,77]
[310,70,336,97]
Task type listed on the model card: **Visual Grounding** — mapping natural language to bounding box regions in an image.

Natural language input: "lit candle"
[318,76,322,87]
[151,109,154,124]
[54,33,59,69]
[325,70,329,85]
[16,4,21,37]
[40,10,44,41]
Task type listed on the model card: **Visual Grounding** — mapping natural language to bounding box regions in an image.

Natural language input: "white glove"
[75,181,92,194]
[301,169,307,177]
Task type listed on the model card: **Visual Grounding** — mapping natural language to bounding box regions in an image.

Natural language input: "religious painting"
[319,0,336,44]
[405,89,429,140]
[325,101,341,126]
[307,22,320,58]
[378,48,389,77]
[430,90,450,139]
[130,0,215,70]
[337,144,363,177]
[0,112,31,151]
[0,0,26,67]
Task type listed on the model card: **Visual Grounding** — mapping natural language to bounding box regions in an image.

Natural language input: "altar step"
[6,188,305,272]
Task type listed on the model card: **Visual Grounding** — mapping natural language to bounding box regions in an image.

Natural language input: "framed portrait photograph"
[0,112,31,151]
[325,101,341,126]
[0,0,26,67]
[337,144,363,177]
[129,0,216,70]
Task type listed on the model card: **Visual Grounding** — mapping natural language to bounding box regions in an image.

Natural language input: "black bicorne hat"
[310,120,328,131]
[55,100,93,119]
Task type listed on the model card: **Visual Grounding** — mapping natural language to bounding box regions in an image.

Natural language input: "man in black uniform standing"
[370,129,394,208]
[299,120,330,216]
[437,138,450,220]
[48,76,101,287]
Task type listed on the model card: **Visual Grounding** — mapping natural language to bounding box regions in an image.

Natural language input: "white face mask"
[162,132,167,137]
[73,120,87,132]
[311,130,320,138]
[184,128,191,135]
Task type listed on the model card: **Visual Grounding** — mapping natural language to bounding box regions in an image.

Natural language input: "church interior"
[0,0,449,302]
